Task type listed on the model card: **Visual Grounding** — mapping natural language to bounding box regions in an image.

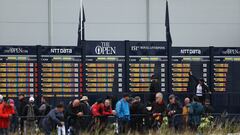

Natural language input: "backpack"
[26,104,35,121]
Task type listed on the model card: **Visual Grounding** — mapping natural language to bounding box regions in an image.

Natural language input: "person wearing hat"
[166,94,182,130]
[23,96,39,134]
[189,72,212,104]
[79,96,91,131]
[8,99,18,133]
[0,96,15,135]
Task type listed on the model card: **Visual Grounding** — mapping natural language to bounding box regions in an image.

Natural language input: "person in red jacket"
[90,99,104,133]
[0,96,15,135]
[103,99,113,116]
[91,99,104,117]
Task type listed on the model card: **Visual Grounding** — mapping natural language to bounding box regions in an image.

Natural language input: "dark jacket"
[80,102,91,115]
[65,103,82,119]
[167,101,182,127]
[150,80,160,93]
[130,101,145,115]
[18,99,27,116]
[189,101,204,126]
[151,101,166,123]
[189,74,211,95]
[42,108,64,133]
[23,103,39,118]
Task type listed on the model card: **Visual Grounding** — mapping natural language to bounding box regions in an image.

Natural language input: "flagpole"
[165,0,173,95]
[48,0,53,46]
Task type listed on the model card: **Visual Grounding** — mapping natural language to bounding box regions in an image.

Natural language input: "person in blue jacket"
[41,103,65,135]
[189,96,204,131]
[116,93,130,134]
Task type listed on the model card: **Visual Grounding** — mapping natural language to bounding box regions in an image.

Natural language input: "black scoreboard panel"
[171,47,210,92]
[0,46,38,98]
[127,41,168,92]
[84,41,125,92]
[212,47,240,112]
[212,47,240,92]
[40,46,83,98]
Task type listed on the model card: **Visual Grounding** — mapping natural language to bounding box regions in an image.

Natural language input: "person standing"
[189,96,204,131]
[151,92,166,130]
[130,96,145,132]
[149,75,160,102]
[17,94,27,134]
[41,103,65,135]
[23,96,39,135]
[182,97,191,128]
[79,96,91,131]
[189,72,212,104]
[116,94,130,134]
[167,94,182,130]
[0,96,15,135]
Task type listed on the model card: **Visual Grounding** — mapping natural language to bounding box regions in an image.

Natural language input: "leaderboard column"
[127,41,168,92]
[171,47,210,93]
[212,47,240,92]
[83,41,125,93]
[0,46,38,98]
[212,47,240,112]
[40,46,83,100]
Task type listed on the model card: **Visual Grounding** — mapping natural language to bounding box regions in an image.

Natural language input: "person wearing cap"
[189,72,212,104]
[8,99,18,133]
[0,96,15,135]
[80,96,91,116]
[151,92,166,130]
[116,93,130,134]
[166,94,182,130]
[23,96,39,134]
[130,96,145,132]
[79,96,91,131]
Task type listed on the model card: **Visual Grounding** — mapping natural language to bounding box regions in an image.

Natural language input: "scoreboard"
[127,41,168,92]
[171,47,210,92]
[40,46,83,98]
[212,47,240,92]
[83,41,125,92]
[0,46,38,98]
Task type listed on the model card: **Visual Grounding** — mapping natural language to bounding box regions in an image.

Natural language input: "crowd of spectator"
[0,92,214,135]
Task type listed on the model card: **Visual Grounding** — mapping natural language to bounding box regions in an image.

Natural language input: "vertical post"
[209,46,214,105]
[146,0,150,41]
[48,0,53,46]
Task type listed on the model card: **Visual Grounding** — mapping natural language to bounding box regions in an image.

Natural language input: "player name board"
[212,47,240,92]
[83,41,125,92]
[127,41,168,92]
[171,47,210,92]
[40,46,83,98]
[0,46,38,98]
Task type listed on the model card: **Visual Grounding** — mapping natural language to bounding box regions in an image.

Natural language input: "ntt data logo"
[180,49,201,55]
[95,42,116,55]
[50,48,72,54]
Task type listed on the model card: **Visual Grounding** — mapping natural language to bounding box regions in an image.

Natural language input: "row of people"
[0,93,212,135]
